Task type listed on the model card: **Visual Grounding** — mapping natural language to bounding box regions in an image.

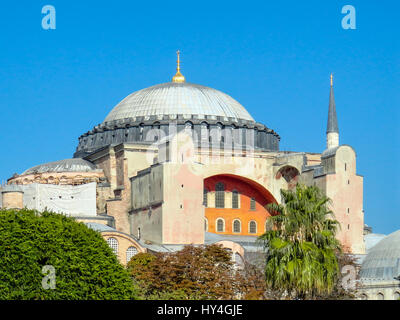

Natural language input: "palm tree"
[259,184,342,299]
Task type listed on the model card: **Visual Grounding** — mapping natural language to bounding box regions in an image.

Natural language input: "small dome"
[22,158,97,175]
[364,233,386,252]
[104,82,254,123]
[359,230,400,281]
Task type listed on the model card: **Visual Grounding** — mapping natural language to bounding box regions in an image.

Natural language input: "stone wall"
[101,231,146,265]
[1,191,24,209]
[84,131,364,254]
[323,146,365,254]
[358,281,400,300]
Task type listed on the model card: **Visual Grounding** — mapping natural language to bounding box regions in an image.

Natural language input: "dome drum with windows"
[74,51,280,157]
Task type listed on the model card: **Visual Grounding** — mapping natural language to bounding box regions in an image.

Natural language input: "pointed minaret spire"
[326,73,339,149]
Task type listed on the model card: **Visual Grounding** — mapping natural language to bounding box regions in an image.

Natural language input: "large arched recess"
[203,174,278,236]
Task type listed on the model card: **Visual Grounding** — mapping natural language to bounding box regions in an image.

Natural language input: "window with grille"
[126,246,138,263]
[232,190,239,209]
[249,221,257,234]
[215,182,225,208]
[250,197,256,210]
[233,219,241,233]
[203,188,208,207]
[107,237,118,255]
[216,218,225,232]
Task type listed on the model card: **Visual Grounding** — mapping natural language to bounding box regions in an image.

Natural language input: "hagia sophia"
[1,52,398,300]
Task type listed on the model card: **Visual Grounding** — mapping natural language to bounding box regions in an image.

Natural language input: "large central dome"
[104,82,254,123]
[74,55,280,158]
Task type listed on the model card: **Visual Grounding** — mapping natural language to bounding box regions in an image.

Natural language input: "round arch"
[204,173,278,205]
[204,174,277,236]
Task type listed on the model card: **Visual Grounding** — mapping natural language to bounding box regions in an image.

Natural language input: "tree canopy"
[259,184,343,299]
[128,244,266,300]
[0,209,138,300]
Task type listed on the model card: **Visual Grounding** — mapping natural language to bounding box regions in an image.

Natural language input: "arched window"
[394,292,400,300]
[249,220,257,234]
[107,237,118,255]
[185,121,193,130]
[233,219,241,233]
[250,197,256,210]
[200,122,209,141]
[215,182,225,208]
[139,124,144,140]
[216,218,225,232]
[126,246,138,263]
[232,190,239,209]
[360,294,368,300]
[203,188,208,207]
[377,292,384,300]
[204,218,208,232]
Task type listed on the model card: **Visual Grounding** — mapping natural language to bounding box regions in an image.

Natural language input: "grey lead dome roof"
[22,158,97,175]
[359,230,400,281]
[104,82,255,123]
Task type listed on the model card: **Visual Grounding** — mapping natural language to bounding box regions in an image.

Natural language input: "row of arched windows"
[106,237,139,263]
[205,218,258,234]
[204,183,255,210]
[360,291,400,300]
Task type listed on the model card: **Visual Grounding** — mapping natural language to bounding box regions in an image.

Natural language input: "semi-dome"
[104,82,255,123]
[22,158,97,175]
[359,230,400,281]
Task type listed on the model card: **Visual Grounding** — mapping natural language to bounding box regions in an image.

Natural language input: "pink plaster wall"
[324,146,364,254]
[162,163,205,244]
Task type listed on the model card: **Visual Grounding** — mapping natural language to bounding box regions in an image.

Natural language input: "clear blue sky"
[0,1,398,234]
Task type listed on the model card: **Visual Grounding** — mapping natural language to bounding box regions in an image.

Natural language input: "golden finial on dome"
[172,50,185,83]
[330,73,333,87]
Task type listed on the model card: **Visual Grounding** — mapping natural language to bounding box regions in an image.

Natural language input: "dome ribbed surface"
[360,230,400,281]
[23,159,97,175]
[104,82,254,122]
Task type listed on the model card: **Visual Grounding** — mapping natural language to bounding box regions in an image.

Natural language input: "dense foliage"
[0,209,138,300]
[128,244,266,300]
[316,252,359,300]
[259,184,343,299]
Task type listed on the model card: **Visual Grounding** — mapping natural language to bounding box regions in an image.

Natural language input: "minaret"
[326,74,339,149]
[172,50,185,83]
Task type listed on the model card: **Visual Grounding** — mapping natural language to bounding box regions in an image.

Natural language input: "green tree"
[259,184,342,299]
[315,252,359,300]
[0,209,138,300]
